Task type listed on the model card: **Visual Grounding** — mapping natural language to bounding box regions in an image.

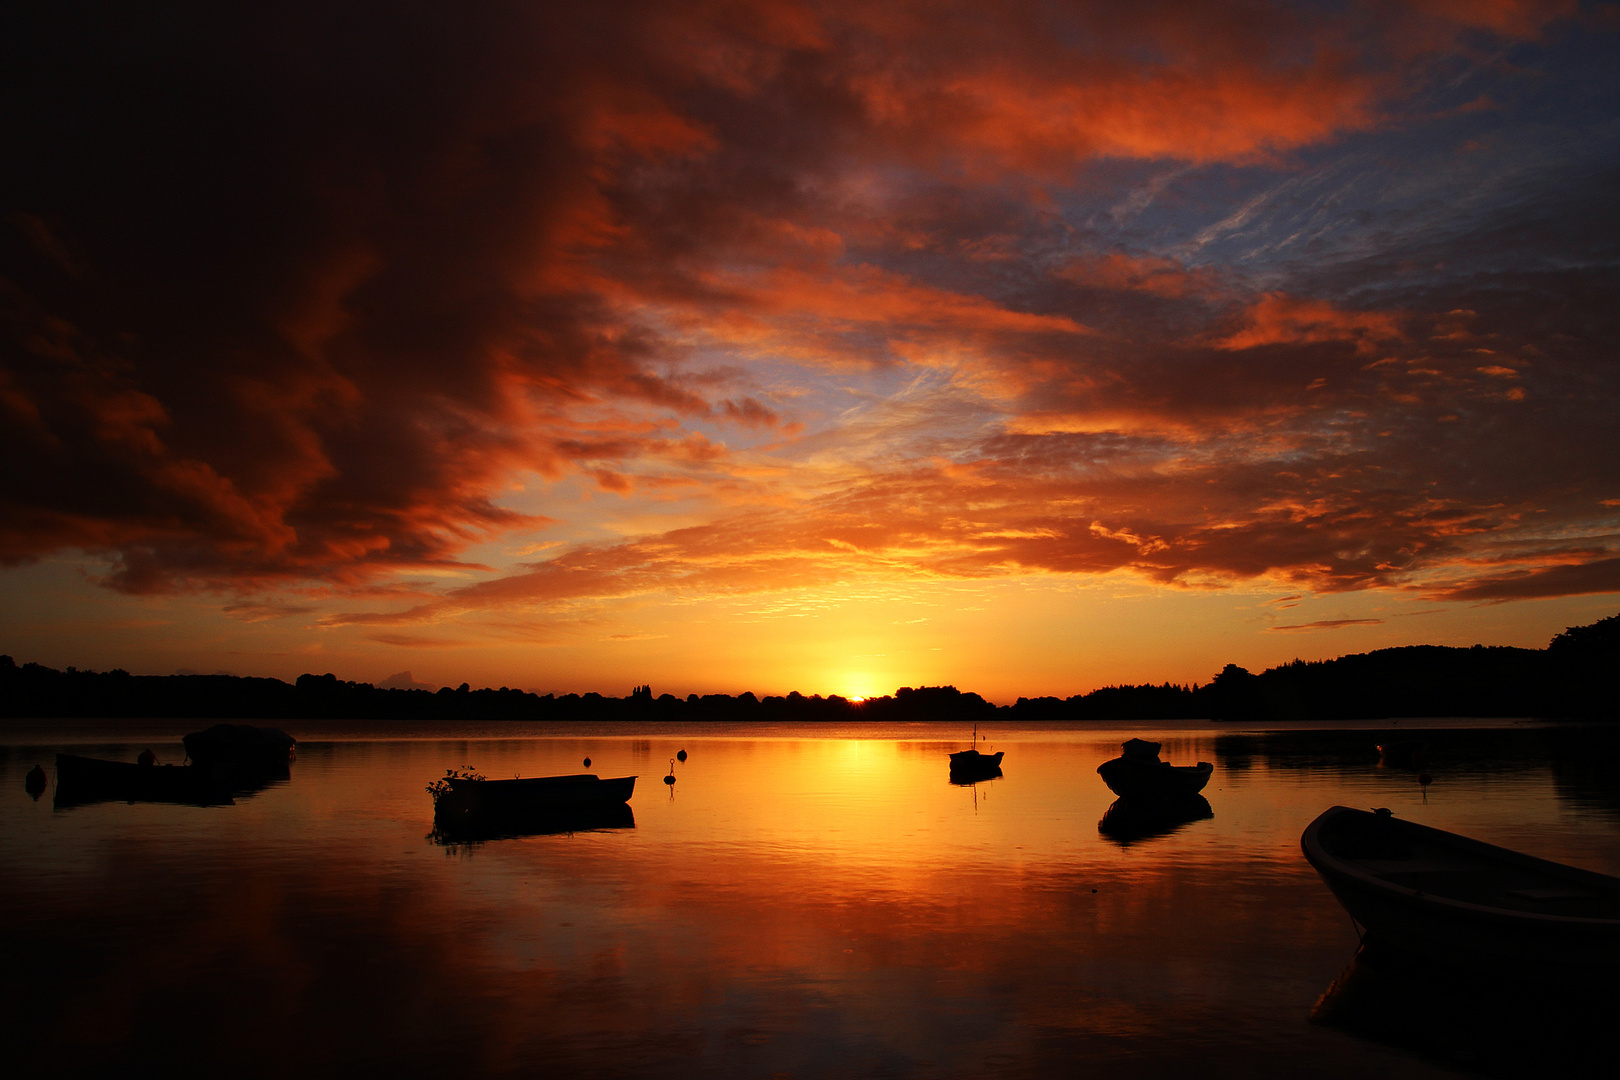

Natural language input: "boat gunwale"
[1096,757,1214,797]
[1302,805,1620,930]
[447,773,639,789]
[1097,758,1213,775]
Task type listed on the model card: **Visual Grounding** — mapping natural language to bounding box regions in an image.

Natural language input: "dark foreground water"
[3,719,1618,1078]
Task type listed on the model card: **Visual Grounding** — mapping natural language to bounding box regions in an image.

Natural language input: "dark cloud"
[1427,558,1620,602]
[0,1,705,589]
[1266,618,1384,632]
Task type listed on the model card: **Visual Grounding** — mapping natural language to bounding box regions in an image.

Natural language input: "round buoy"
[25,764,47,797]
[583,757,592,768]
[676,749,687,763]
[1418,772,1432,786]
[664,757,677,785]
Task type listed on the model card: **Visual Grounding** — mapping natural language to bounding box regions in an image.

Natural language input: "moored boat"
[1096,739,1212,801]
[949,722,1004,782]
[53,753,235,808]
[1301,805,1620,970]
[948,749,1004,782]
[431,772,637,828]
[183,723,297,764]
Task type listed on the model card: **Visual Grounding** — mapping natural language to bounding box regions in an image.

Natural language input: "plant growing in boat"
[426,766,485,805]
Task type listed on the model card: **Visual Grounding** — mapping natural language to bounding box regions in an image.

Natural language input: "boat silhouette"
[1097,739,1212,801]
[1302,805,1620,971]
[949,723,1004,782]
[431,771,637,828]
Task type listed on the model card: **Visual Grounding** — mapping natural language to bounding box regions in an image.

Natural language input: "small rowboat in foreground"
[1302,806,1620,970]
[1096,739,1212,801]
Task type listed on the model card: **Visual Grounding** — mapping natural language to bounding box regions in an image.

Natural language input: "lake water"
[3,719,1618,1078]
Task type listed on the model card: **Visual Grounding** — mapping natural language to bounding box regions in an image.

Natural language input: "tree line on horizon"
[2,613,1615,723]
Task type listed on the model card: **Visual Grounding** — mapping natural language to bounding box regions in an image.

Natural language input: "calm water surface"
[3,719,1618,1078]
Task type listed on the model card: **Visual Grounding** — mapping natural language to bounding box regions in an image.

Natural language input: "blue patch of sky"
[1039,21,1619,294]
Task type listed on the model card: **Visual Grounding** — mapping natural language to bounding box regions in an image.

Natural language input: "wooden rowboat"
[54,753,235,808]
[432,772,637,824]
[1302,805,1620,970]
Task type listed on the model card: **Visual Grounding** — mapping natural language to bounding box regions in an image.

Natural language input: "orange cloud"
[1214,294,1403,353]
[1057,253,1224,299]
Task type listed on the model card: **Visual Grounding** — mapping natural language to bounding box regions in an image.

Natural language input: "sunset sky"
[3,1,1618,701]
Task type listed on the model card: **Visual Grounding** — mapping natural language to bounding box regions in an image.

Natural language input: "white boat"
[1301,806,1620,970]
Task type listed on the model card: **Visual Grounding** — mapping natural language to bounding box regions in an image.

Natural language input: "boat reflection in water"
[1312,940,1612,1077]
[430,801,636,846]
[1097,794,1213,845]
[948,760,1003,786]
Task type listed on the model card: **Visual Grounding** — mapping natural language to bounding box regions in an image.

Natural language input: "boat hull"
[948,750,1004,782]
[432,801,636,844]
[182,724,297,765]
[435,773,637,822]
[1302,806,1620,970]
[1096,757,1212,801]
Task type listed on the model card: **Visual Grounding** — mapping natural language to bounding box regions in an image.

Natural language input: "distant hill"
[2,614,1615,722]
[1012,615,1617,722]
